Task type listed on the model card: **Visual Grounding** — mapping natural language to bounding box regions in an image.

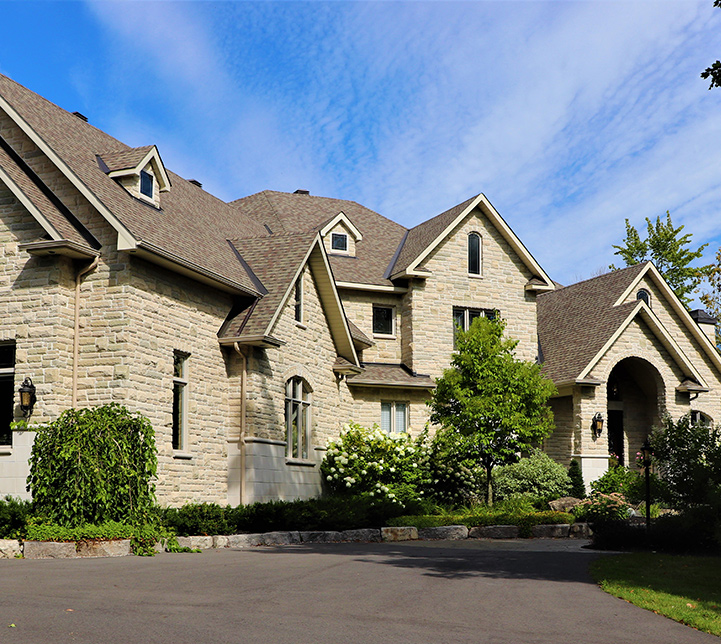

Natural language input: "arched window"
[285,377,311,459]
[636,289,651,306]
[691,410,712,427]
[468,233,481,276]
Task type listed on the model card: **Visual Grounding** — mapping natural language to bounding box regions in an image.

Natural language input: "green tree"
[701,1,721,89]
[700,247,721,347]
[428,316,556,506]
[609,212,709,305]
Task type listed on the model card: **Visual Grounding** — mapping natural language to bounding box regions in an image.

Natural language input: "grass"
[590,553,721,637]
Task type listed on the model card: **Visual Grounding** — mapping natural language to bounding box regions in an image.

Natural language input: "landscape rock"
[76,539,131,558]
[299,531,343,543]
[531,524,571,538]
[381,526,418,542]
[213,535,230,548]
[259,531,301,546]
[548,497,583,513]
[340,528,381,542]
[176,536,214,550]
[418,525,469,540]
[0,539,21,558]
[227,533,264,548]
[569,523,593,539]
[23,541,77,559]
[469,525,519,539]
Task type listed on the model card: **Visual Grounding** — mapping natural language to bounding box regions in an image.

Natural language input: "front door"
[607,410,624,466]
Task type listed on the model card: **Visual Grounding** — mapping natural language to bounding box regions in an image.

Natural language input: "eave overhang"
[219,334,285,349]
[19,240,101,259]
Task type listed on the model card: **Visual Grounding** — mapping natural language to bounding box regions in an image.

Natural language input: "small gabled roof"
[319,211,363,242]
[388,193,554,290]
[231,190,407,287]
[100,145,171,192]
[537,262,721,387]
[346,363,436,389]
[221,232,359,365]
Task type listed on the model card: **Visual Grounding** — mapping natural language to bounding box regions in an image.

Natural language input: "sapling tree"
[428,316,556,506]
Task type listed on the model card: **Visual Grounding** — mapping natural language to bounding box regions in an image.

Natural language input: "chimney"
[72,111,88,122]
[294,189,310,195]
[690,309,717,346]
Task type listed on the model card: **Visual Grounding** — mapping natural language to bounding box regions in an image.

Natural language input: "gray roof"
[537,263,648,384]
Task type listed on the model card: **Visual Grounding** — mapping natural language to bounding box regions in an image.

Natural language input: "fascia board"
[614,262,721,373]
[336,281,408,293]
[403,193,554,288]
[319,212,363,241]
[579,301,707,386]
[0,94,139,251]
[0,165,62,240]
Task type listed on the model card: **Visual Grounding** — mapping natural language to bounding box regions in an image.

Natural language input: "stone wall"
[339,289,403,362]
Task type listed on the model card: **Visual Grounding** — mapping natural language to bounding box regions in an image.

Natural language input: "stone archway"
[606,357,664,468]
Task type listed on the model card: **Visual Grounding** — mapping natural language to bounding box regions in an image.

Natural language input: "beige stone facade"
[2,74,720,506]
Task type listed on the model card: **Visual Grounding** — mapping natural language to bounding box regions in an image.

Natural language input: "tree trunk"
[485,464,494,507]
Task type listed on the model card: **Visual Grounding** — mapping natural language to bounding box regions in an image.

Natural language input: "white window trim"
[381,401,408,434]
[172,351,189,455]
[285,377,312,461]
[372,304,396,339]
[467,232,482,278]
[330,232,350,255]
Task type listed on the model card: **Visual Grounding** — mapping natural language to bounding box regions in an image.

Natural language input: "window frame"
[285,376,312,460]
[381,401,408,434]
[140,170,154,199]
[468,232,482,276]
[172,350,190,454]
[331,232,349,253]
[452,307,497,347]
[0,342,16,447]
[636,289,651,307]
[294,274,304,325]
[372,305,395,337]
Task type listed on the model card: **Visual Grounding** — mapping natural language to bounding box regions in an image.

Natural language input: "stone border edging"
[1,523,592,559]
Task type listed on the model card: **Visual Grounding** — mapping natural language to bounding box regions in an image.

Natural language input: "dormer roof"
[99,145,171,192]
[319,211,363,242]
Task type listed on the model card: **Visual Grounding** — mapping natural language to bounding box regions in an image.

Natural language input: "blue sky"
[1,1,720,289]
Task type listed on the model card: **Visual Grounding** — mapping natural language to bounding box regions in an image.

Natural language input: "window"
[331,233,348,252]
[691,410,712,427]
[372,305,394,336]
[468,232,481,275]
[381,401,407,434]
[172,351,189,451]
[636,289,650,306]
[453,307,496,347]
[294,276,303,324]
[140,170,154,198]
[286,377,311,459]
[0,342,16,446]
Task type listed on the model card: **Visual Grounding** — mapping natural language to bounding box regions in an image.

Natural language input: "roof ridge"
[542,262,649,297]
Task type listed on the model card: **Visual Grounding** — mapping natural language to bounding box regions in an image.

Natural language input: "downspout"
[72,257,99,407]
[233,342,248,504]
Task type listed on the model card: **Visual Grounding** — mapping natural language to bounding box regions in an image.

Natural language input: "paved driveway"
[0,539,717,644]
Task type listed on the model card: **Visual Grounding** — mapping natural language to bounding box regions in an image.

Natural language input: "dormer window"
[331,233,348,252]
[140,170,154,198]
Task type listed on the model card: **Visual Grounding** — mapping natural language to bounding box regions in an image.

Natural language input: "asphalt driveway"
[0,539,717,644]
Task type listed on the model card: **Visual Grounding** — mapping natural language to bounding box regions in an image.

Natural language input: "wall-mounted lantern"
[592,412,604,438]
[18,377,36,417]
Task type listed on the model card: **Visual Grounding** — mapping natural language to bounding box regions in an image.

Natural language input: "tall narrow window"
[286,377,311,459]
[295,276,303,324]
[0,342,16,446]
[140,170,154,198]
[381,401,407,434]
[172,351,189,451]
[468,232,481,275]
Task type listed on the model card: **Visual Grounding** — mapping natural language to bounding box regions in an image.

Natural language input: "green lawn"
[590,553,721,637]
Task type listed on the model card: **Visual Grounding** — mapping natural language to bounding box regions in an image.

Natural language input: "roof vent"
[72,111,88,122]
[294,189,310,195]
[188,179,202,188]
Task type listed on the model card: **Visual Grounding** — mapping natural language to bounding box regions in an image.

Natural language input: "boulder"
[469,525,519,539]
[299,531,343,543]
[176,536,214,550]
[381,526,418,542]
[548,497,583,513]
[0,539,21,558]
[23,541,77,559]
[418,525,469,540]
[76,539,131,558]
[340,528,381,542]
[531,524,571,538]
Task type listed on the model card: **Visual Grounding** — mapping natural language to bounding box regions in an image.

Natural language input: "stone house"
[0,74,718,504]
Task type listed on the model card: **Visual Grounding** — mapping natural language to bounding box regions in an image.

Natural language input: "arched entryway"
[606,358,664,467]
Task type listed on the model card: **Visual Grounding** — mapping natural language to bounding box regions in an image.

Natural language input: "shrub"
[573,492,631,523]
[161,503,232,536]
[0,495,32,539]
[591,463,669,505]
[27,404,158,526]
[568,460,586,499]
[492,449,571,503]
[423,427,486,505]
[321,422,429,509]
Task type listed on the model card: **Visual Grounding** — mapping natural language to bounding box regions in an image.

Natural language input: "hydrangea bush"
[573,492,631,523]
[321,423,430,509]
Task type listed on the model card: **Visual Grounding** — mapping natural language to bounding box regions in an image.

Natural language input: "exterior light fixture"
[18,377,36,417]
[592,413,604,437]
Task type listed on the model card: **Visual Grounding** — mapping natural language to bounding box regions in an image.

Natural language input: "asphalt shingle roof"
[537,263,648,384]
[346,363,436,389]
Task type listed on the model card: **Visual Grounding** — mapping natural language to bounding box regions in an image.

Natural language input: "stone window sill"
[285,458,316,468]
[173,451,193,460]
[295,322,307,330]
[0,447,12,456]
